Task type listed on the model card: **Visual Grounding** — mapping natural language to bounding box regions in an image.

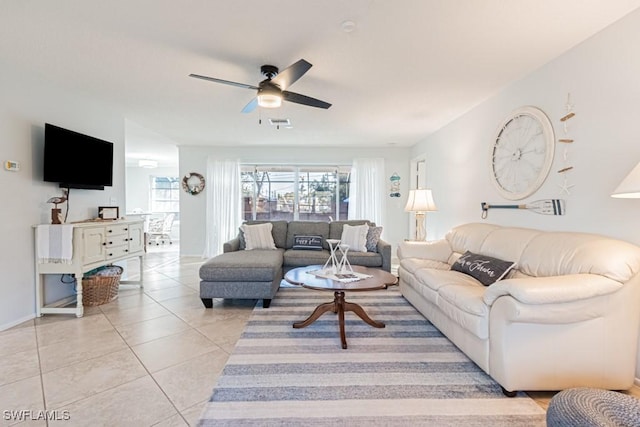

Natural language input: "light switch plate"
[4,160,19,171]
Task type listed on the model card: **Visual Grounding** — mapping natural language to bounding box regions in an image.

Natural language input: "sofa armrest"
[483,274,623,306]
[377,238,392,272]
[397,239,452,263]
[223,237,241,253]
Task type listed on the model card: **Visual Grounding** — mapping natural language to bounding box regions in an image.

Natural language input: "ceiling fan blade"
[282,91,332,109]
[241,97,258,113]
[189,74,259,90]
[271,59,312,91]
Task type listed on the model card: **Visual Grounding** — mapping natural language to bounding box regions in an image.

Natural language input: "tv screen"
[43,123,114,190]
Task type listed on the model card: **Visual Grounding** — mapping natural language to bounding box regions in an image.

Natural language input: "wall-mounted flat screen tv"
[43,123,114,190]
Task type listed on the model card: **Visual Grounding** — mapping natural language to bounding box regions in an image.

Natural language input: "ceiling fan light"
[138,159,158,168]
[257,93,282,108]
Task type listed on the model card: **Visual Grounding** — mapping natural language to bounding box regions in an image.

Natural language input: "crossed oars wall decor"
[481,199,566,219]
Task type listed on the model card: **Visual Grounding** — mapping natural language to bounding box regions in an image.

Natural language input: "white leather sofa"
[397,222,640,395]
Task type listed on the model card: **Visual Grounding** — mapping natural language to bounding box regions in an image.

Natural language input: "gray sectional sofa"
[199,220,391,308]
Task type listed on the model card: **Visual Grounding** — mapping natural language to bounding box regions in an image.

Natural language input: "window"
[241,166,350,221]
[150,176,180,215]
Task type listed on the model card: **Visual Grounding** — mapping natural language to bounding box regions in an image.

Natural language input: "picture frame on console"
[98,206,119,220]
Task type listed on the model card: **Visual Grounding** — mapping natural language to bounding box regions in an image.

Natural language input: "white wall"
[411,9,640,380]
[0,63,126,330]
[178,146,411,257]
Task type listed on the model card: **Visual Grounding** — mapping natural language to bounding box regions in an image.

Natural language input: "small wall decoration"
[557,93,575,195]
[389,172,401,197]
[480,199,565,219]
[182,172,205,195]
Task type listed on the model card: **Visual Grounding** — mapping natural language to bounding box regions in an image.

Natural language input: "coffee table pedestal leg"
[293,291,385,349]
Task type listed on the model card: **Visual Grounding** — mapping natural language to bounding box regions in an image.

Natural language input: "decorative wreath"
[182,172,205,195]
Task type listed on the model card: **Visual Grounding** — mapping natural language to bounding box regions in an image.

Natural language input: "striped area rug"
[198,288,546,426]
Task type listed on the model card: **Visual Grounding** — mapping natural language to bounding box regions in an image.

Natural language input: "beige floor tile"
[98,291,157,313]
[38,329,127,373]
[48,376,177,427]
[145,286,197,303]
[196,315,251,351]
[152,349,229,411]
[42,348,147,408]
[131,329,217,373]
[35,314,114,348]
[179,400,209,427]
[101,302,172,327]
[162,296,255,328]
[150,413,189,426]
[0,349,41,387]
[0,325,36,357]
[115,314,191,346]
[0,375,45,426]
[141,277,184,291]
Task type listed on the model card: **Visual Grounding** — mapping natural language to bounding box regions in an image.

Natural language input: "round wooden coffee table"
[284,265,398,349]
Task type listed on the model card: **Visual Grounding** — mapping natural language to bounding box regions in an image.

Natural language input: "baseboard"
[1,313,35,331]
[635,377,640,388]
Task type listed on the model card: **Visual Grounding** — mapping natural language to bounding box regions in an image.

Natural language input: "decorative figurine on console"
[46,189,68,224]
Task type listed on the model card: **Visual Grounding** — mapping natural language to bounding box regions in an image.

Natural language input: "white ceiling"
[3,1,640,168]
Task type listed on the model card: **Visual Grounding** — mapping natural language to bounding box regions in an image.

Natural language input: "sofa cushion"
[341,224,369,252]
[286,221,330,249]
[344,251,383,268]
[415,268,481,293]
[241,223,277,250]
[518,232,640,282]
[400,258,450,275]
[365,226,383,252]
[199,249,284,282]
[283,249,330,267]
[450,251,516,286]
[239,220,288,249]
[437,284,489,339]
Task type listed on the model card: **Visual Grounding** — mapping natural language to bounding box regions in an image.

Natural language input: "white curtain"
[348,158,385,226]
[203,159,242,258]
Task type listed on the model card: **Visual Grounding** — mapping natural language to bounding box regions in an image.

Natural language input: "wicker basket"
[82,265,123,306]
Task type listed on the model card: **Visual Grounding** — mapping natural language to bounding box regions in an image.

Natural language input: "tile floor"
[1,244,639,426]
[1,244,256,426]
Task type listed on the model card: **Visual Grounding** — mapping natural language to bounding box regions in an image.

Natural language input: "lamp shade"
[612,161,640,198]
[257,86,282,108]
[404,189,437,212]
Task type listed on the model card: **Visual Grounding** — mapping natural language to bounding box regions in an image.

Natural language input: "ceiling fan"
[189,59,331,113]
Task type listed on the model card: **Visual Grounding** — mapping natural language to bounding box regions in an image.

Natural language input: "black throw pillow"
[292,235,323,251]
[450,251,516,286]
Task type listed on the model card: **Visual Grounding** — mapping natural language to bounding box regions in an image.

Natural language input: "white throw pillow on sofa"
[240,223,276,250]
[340,224,369,252]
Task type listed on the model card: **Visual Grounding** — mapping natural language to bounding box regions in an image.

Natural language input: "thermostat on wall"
[4,160,19,171]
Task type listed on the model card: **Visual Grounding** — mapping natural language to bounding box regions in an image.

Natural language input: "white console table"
[34,219,145,317]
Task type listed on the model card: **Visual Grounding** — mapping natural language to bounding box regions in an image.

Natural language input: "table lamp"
[404,188,437,241]
[611,161,640,198]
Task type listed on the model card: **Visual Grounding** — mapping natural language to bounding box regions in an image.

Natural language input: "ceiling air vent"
[268,118,292,129]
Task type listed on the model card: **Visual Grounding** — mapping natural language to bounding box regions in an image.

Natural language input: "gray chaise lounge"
[199,220,391,308]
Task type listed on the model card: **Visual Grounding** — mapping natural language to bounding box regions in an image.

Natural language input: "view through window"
[241,166,351,221]
[150,176,180,219]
